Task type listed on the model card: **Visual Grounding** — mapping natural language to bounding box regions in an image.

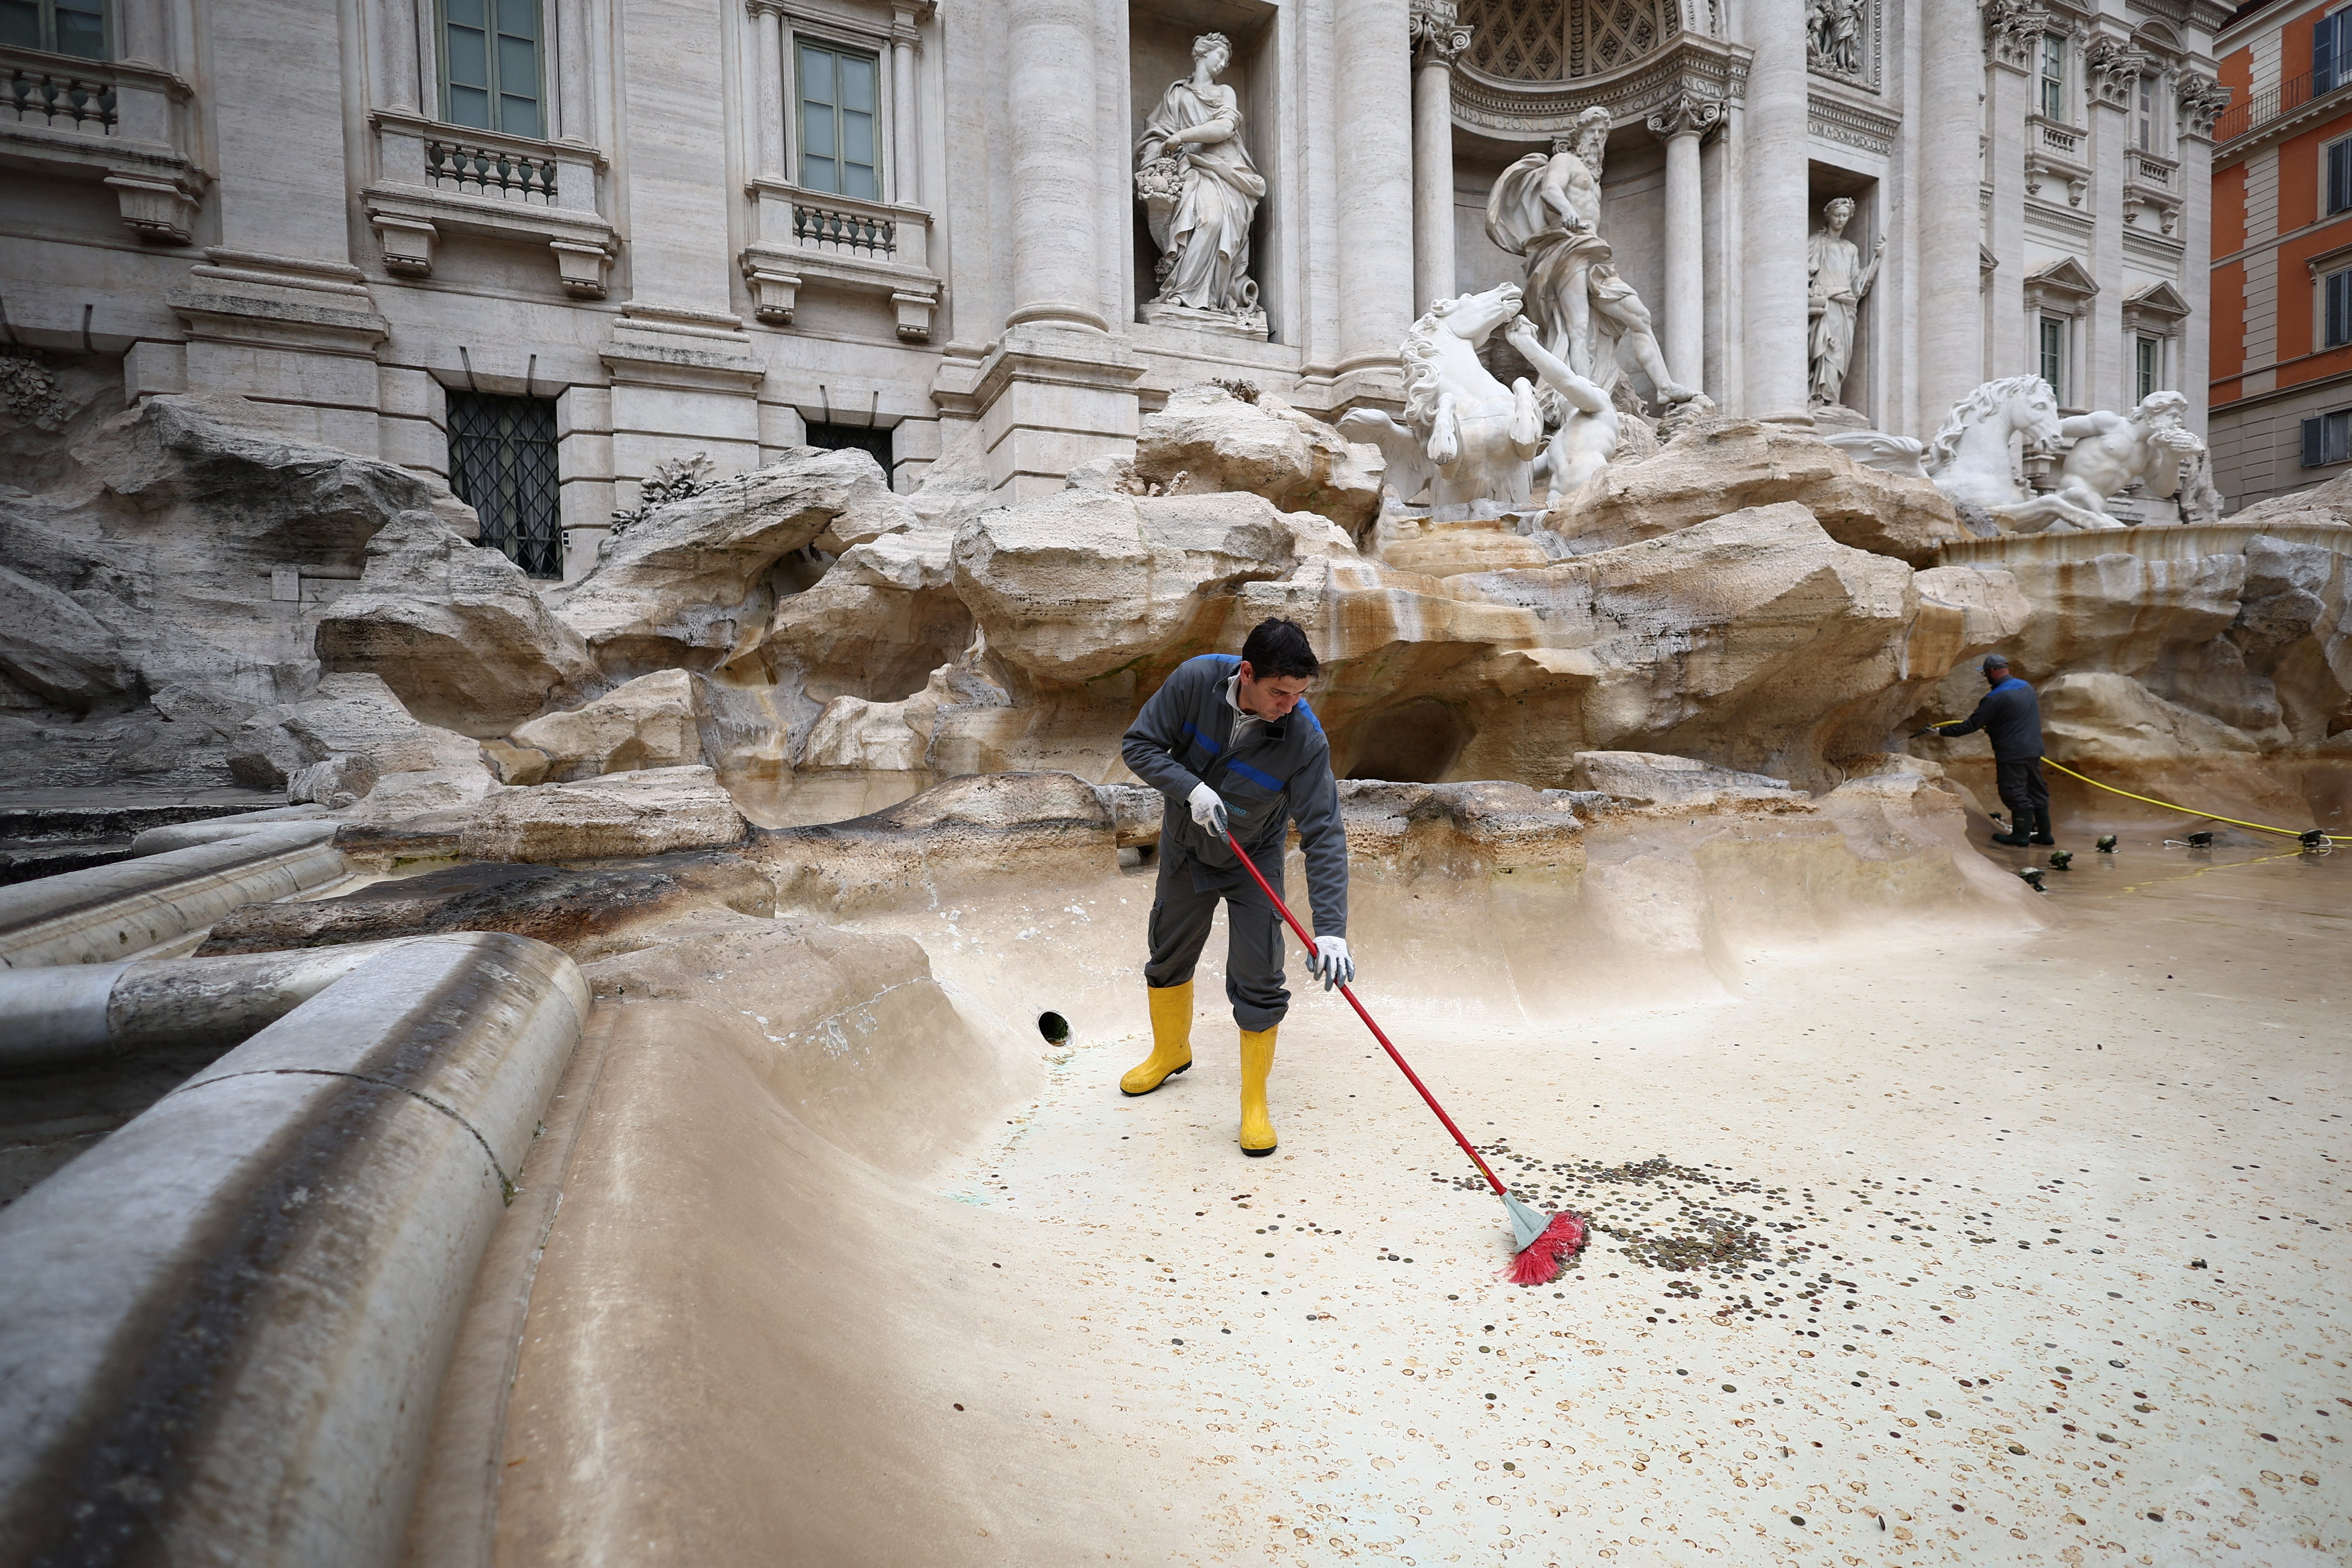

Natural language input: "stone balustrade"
[739,179,940,341]
[0,43,204,243]
[361,111,615,296]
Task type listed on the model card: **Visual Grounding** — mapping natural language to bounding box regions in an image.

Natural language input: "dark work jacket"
[1943,676,2044,761]
[1119,654,1348,939]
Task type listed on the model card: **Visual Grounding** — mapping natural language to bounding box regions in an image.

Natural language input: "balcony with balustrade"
[739,179,942,343]
[0,43,205,242]
[359,112,615,297]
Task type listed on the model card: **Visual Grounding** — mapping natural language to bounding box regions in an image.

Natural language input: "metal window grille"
[796,41,879,200]
[803,420,893,483]
[2301,409,2352,467]
[0,0,108,59]
[447,391,562,578]
[2328,269,2352,349]
[439,0,542,138]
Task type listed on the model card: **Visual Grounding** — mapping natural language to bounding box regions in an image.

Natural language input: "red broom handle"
[1221,828,1509,1198]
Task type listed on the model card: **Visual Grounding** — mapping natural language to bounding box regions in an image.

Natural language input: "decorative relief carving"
[2082,35,2148,109]
[1451,41,1748,135]
[2175,72,2229,138]
[1411,0,1475,65]
[1982,0,2053,72]
[1807,94,1900,156]
[1642,85,1723,140]
[1460,0,1676,82]
[1806,0,1871,85]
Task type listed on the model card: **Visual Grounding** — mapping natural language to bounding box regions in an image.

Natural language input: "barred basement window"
[0,0,108,57]
[803,419,893,483]
[447,391,562,578]
[439,0,543,138]
[2327,266,2352,349]
[2302,408,2352,468]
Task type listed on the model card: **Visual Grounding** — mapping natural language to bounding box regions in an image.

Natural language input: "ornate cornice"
[1451,35,1750,136]
[1410,0,1472,68]
[1807,91,1900,155]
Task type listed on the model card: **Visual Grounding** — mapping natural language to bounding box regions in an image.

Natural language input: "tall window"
[440,0,543,138]
[2135,74,2158,151]
[2135,335,2161,401]
[2329,135,2352,215]
[2327,267,2352,349]
[2039,35,2066,120]
[796,41,879,200]
[2318,8,2352,96]
[447,392,562,579]
[0,0,108,57]
[2039,316,2068,403]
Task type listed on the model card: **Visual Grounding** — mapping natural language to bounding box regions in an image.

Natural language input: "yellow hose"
[2031,756,2349,844]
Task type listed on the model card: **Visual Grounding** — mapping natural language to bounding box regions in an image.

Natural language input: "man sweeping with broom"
[1116,618,1353,1158]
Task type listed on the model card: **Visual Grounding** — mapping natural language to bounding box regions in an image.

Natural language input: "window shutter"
[2321,12,2342,95]
[2333,140,2352,215]
[2305,416,2327,468]
[2331,271,2351,347]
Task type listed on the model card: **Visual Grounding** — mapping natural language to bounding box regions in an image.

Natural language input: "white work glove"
[1307,935,1355,992]
[1188,781,1239,837]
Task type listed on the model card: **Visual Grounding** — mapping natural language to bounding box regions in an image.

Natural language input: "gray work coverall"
[1119,654,1350,1031]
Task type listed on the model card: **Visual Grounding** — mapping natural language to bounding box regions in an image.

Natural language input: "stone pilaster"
[1646,88,1723,402]
[1915,0,1989,433]
[1737,0,1809,422]
[1409,0,1470,315]
[1333,0,1415,402]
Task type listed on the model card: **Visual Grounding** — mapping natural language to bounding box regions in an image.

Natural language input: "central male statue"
[1484,106,1697,406]
[1117,618,1352,1159]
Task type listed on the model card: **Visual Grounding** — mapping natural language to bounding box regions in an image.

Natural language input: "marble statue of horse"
[1923,375,2066,517]
[1339,282,1597,513]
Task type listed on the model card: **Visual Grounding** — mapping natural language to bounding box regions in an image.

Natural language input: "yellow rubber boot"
[1120,982,1194,1095]
[1238,1025,1278,1157]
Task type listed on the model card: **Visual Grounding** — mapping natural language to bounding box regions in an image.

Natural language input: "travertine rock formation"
[1569,752,1807,810]
[557,449,914,674]
[509,668,703,782]
[1129,384,1384,537]
[459,765,748,862]
[1546,416,1969,567]
[316,510,595,735]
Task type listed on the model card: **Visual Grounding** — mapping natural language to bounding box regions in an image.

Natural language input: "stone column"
[1647,88,1723,400]
[1738,0,1809,421]
[555,0,591,142]
[1408,1,1469,315]
[2177,75,2228,437]
[1917,0,1988,434]
[1981,7,2032,394]
[1007,0,1106,331]
[751,1,786,184]
[891,5,921,205]
[1334,0,1415,394]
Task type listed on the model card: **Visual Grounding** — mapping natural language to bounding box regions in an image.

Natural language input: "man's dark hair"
[1240,617,1319,680]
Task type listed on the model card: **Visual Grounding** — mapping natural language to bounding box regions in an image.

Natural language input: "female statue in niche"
[1135,32,1268,334]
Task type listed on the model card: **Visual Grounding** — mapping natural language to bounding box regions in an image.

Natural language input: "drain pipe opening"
[1037,1012,1070,1044]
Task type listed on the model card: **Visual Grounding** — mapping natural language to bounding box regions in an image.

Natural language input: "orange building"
[2209,0,2352,505]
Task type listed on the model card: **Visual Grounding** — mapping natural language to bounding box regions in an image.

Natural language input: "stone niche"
[1127,0,1281,341]
[1451,122,1668,399]
[1806,162,1882,431]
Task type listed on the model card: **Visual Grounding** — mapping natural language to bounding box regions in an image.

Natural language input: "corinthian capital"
[1645,87,1725,141]
[1409,0,1472,66]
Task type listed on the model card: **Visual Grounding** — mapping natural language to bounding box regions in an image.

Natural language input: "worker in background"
[1117,618,1353,1158]
[1920,652,2053,847]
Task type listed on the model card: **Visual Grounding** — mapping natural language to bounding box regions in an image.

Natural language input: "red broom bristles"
[1507,1210,1589,1286]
